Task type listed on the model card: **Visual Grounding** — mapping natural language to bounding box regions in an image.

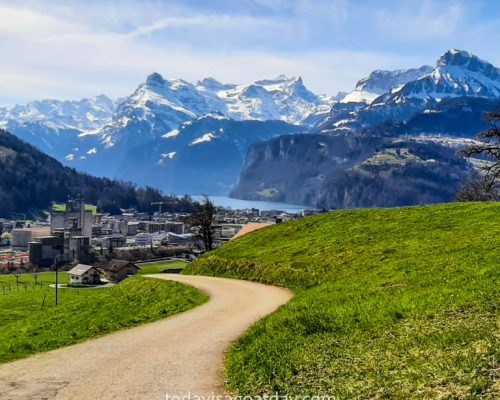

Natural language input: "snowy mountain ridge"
[379,50,500,105]
[115,72,335,128]
[0,95,118,133]
[321,49,500,134]
[341,66,433,104]
[0,73,332,148]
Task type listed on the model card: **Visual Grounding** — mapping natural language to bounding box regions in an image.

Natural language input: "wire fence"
[1,282,47,295]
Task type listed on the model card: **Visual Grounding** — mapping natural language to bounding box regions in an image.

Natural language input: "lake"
[191,196,312,214]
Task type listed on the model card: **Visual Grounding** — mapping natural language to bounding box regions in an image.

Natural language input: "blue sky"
[0,0,499,105]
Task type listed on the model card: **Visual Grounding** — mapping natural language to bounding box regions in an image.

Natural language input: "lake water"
[191,195,312,213]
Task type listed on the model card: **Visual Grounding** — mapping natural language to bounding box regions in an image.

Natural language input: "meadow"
[136,259,188,275]
[0,261,205,363]
[185,202,500,399]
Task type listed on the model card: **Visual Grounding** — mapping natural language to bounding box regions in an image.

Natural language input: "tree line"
[0,129,195,217]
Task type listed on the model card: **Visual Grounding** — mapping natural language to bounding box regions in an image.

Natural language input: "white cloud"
[0,5,63,35]
[374,1,466,41]
[0,0,498,105]
[126,14,278,38]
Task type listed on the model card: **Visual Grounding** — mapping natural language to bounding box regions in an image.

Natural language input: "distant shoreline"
[189,195,312,213]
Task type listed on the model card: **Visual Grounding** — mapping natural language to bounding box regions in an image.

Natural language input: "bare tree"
[456,178,500,202]
[191,195,216,251]
[459,111,500,200]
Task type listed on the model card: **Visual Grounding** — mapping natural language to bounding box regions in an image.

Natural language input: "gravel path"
[0,274,292,400]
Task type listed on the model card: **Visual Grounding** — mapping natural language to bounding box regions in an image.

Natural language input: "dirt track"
[0,274,292,400]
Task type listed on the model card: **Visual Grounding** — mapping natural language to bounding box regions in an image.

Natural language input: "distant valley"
[1,49,499,208]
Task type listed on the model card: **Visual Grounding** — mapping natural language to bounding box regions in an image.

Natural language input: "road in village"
[0,274,292,400]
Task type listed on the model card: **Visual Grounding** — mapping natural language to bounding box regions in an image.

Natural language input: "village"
[0,198,318,284]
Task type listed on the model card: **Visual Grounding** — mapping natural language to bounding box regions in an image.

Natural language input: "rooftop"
[67,264,96,276]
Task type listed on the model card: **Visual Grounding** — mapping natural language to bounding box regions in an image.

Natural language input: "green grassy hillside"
[185,203,500,399]
[0,275,207,363]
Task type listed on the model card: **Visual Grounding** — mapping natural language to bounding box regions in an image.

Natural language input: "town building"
[164,222,185,234]
[67,264,101,285]
[0,250,29,273]
[230,222,273,240]
[166,232,197,246]
[127,221,140,236]
[100,259,139,282]
[51,199,93,238]
[135,232,152,246]
[28,236,64,268]
[12,227,51,251]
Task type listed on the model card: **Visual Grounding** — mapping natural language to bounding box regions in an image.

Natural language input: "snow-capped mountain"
[3,49,500,200]
[233,50,500,209]
[94,73,214,149]
[0,95,118,160]
[377,50,500,105]
[321,49,500,134]
[341,66,433,104]
[0,72,328,195]
[0,95,117,133]
[0,73,331,152]
[88,73,333,149]
[67,114,302,194]
[197,74,333,124]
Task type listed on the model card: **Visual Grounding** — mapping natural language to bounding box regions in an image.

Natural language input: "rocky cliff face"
[231,131,473,209]
[231,133,388,206]
[232,50,500,208]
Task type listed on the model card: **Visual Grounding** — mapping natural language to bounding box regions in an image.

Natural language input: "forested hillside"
[0,129,193,217]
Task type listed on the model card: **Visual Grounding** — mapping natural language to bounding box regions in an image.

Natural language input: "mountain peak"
[198,77,221,85]
[437,49,475,66]
[197,77,231,91]
[435,49,499,80]
[341,66,433,104]
[146,72,165,86]
[274,73,289,81]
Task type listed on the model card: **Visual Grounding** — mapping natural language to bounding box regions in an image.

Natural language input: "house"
[166,232,196,245]
[68,264,101,285]
[230,222,273,241]
[101,259,139,282]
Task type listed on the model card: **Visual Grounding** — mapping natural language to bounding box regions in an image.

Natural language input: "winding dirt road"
[0,274,292,400]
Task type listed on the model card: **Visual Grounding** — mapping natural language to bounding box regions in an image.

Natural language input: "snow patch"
[157,151,177,165]
[395,135,483,148]
[162,128,180,139]
[190,132,216,145]
[102,135,114,148]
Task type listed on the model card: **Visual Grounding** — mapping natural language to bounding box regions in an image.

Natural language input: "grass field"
[0,263,206,363]
[0,260,188,287]
[0,271,69,287]
[185,202,500,399]
[137,259,188,275]
[52,202,97,214]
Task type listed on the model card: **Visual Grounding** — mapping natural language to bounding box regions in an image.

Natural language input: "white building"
[135,232,152,246]
[67,264,101,285]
